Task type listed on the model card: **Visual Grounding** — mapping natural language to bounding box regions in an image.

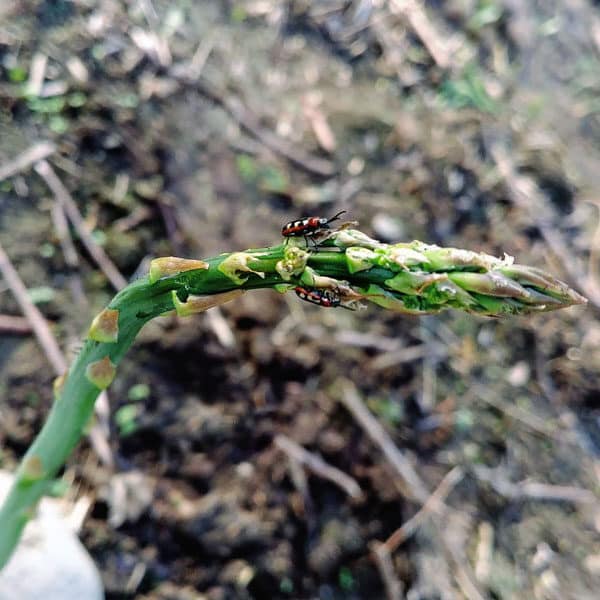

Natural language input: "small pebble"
[507,361,530,387]
[583,554,600,575]
[531,542,555,572]
[371,213,405,241]
[347,156,364,175]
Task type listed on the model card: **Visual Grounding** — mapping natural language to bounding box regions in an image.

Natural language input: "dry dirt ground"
[1,1,600,599]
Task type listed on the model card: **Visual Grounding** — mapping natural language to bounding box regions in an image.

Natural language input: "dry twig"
[34,160,128,291]
[50,201,80,269]
[340,380,429,503]
[50,200,88,308]
[340,381,485,599]
[370,541,405,600]
[0,141,56,182]
[384,466,465,552]
[369,343,430,371]
[472,386,559,439]
[389,0,451,69]
[26,52,47,97]
[130,31,336,177]
[473,465,598,504]
[0,314,34,334]
[0,242,67,375]
[187,76,337,177]
[474,522,494,584]
[274,434,363,500]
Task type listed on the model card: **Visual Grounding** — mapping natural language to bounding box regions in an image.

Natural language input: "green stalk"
[0,233,586,568]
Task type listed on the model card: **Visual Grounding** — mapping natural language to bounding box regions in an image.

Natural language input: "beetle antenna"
[327,210,346,224]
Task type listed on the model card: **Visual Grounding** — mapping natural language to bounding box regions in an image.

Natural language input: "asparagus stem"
[0,233,586,568]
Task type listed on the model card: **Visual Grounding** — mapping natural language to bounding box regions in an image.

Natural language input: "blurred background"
[1,1,599,598]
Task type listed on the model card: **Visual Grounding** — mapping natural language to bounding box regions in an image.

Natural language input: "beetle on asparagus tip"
[294,286,341,308]
[281,210,346,241]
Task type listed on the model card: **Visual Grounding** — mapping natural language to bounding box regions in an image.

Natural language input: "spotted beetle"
[294,286,341,308]
[281,210,346,242]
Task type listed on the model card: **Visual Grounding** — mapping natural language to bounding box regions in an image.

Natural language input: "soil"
[1,1,600,599]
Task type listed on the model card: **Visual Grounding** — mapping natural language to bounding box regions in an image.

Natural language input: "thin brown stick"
[339,381,486,599]
[0,242,67,374]
[473,465,597,504]
[474,522,494,583]
[370,541,405,600]
[473,387,558,439]
[131,35,336,177]
[369,344,431,371]
[34,160,128,291]
[0,314,34,334]
[50,201,88,308]
[187,76,337,178]
[50,201,80,269]
[205,306,236,349]
[0,141,56,182]
[26,52,47,97]
[384,466,465,552]
[389,0,451,69]
[274,434,363,500]
[518,481,597,504]
[340,380,430,503]
[435,532,486,600]
[584,198,600,301]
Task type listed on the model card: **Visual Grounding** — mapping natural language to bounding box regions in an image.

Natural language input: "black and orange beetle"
[281,210,346,243]
[294,286,341,308]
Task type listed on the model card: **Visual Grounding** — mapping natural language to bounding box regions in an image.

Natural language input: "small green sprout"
[115,405,140,437]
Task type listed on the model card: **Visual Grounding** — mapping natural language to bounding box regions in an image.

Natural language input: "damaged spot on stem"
[300,266,341,289]
[378,245,430,270]
[88,308,120,343]
[53,372,67,400]
[149,257,209,284]
[171,289,244,316]
[362,284,441,315]
[21,455,44,484]
[218,252,265,285]
[85,356,116,390]
[332,229,384,250]
[276,246,309,281]
[346,247,377,273]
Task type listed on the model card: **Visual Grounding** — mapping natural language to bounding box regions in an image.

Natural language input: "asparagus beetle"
[281,210,346,241]
[294,286,341,308]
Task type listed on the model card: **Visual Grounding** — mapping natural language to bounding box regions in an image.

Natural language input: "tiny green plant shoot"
[0,221,587,568]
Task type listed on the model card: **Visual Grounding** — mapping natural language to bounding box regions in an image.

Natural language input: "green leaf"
[115,404,140,437]
[8,67,27,83]
[27,286,56,304]
[128,383,151,401]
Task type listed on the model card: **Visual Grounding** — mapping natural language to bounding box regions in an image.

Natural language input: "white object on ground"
[0,470,104,600]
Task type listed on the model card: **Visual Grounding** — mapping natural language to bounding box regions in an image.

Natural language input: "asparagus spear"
[0,228,586,568]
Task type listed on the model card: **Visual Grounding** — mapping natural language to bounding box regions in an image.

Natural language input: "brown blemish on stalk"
[149,257,209,284]
[275,247,308,281]
[53,372,67,399]
[172,289,244,316]
[88,308,119,343]
[22,455,44,482]
[85,356,116,389]
[19,505,38,522]
[218,252,265,285]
